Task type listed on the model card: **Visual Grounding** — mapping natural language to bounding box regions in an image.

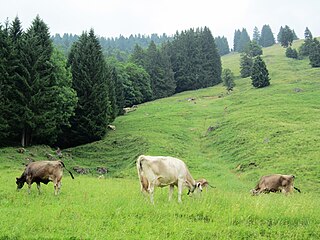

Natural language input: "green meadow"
[1,40,320,239]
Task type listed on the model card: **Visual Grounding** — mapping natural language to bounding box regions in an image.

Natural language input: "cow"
[16,160,74,195]
[250,174,301,196]
[136,155,201,203]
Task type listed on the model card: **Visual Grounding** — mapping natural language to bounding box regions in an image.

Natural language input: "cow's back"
[26,161,63,179]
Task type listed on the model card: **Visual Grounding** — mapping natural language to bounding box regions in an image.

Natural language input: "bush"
[286,47,298,59]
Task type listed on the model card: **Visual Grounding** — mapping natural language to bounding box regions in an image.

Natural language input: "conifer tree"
[259,25,275,47]
[251,56,270,88]
[215,36,230,56]
[233,29,241,52]
[0,24,10,142]
[222,68,235,92]
[238,28,251,52]
[299,27,313,56]
[7,16,77,146]
[240,53,253,78]
[246,41,263,57]
[67,29,111,146]
[252,26,260,43]
[278,25,294,48]
[285,47,298,59]
[198,27,222,87]
[309,38,320,67]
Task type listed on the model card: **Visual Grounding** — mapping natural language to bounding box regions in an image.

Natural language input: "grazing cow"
[136,155,201,203]
[250,174,301,196]
[16,160,74,195]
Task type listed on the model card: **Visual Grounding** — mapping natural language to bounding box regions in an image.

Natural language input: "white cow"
[136,155,201,203]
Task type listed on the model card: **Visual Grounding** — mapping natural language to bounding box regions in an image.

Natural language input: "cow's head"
[187,182,202,195]
[16,177,25,190]
[250,189,259,196]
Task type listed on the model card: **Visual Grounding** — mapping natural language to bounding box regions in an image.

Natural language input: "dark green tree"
[222,68,235,92]
[67,29,111,146]
[285,47,298,59]
[251,56,270,88]
[246,40,263,57]
[170,27,221,92]
[309,38,320,67]
[130,44,146,67]
[123,62,152,106]
[299,27,313,56]
[252,26,260,43]
[9,16,77,146]
[233,29,241,52]
[144,41,175,99]
[278,25,294,48]
[238,28,251,52]
[215,36,230,56]
[259,25,275,47]
[0,24,10,143]
[198,27,222,87]
[240,53,253,78]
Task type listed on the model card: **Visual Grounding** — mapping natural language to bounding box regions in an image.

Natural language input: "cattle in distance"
[251,174,301,195]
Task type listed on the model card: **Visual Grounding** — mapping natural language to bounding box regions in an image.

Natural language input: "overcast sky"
[1,0,319,45]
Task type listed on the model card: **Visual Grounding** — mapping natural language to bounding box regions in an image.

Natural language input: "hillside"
[3,40,319,192]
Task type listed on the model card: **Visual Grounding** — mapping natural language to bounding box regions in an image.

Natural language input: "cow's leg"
[28,183,32,194]
[169,185,174,201]
[53,179,58,195]
[177,180,183,203]
[149,184,155,204]
[56,181,61,194]
[36,183,41,194]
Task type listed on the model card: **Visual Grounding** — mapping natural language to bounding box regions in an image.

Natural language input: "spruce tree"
[238,28,251,52]
[285,47,298,59]
[246,41,263,57]
[222,69,235,92]
[233,29,241,52]
[240,53,253,78]
[198,27,222,87]
[299,27,313,56]
[252,26,260,43]
[259,25,275,47]
[309,38,320,67]
[0,24,10,143]
[251,56,270,88]
[278,25,294,48]
[215,36,230,56]
[67,29,111,146]
[7,16,77,146]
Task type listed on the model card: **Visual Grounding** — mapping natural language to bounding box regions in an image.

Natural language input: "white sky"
[1,0,319,45]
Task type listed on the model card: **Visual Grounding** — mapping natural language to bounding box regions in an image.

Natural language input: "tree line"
[0,16,222,148]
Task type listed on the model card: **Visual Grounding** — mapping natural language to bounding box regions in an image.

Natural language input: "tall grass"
[1,40,320,239]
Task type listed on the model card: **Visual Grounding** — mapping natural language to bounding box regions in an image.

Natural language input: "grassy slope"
[1,40,320,239]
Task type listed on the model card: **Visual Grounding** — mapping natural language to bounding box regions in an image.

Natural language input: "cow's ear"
[16,178,19,180]
[197,182,201,188]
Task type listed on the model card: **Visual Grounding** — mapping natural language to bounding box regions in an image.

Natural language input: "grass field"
[1,40,320,239]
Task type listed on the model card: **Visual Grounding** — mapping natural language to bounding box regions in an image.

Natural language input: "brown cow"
[16,160,74,195]
[250,174,301,196]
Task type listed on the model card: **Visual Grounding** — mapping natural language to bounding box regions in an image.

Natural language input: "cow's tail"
[136,155,149,192]
[60,161,75,179]
[136,155,145,174]
[294,186,301,193]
